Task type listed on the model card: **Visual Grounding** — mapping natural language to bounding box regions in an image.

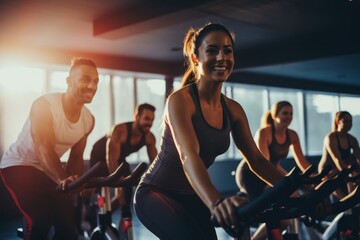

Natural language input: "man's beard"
[136,122,150,134]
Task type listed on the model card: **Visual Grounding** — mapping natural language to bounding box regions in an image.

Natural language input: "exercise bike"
[17,161,147,240]
[212,165,360,240]
[61,161,147,240]
[320,172,360,240]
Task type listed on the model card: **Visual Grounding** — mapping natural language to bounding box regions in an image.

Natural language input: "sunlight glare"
[0,64,44,93]
[146,79,165,95]
[50,71,68,91]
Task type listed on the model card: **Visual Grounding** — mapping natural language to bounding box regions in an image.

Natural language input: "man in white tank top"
[0,57,99,239]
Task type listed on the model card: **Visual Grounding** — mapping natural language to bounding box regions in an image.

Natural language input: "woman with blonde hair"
[236,100,311,240]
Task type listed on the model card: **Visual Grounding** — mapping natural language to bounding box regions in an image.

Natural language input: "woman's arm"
[166,90,221,209]
[289,130,311,172]
[254,128,271,160]
[325,133,348,171]
[350,135,360,165]
[107,125,126,174]
[227,98,283,186]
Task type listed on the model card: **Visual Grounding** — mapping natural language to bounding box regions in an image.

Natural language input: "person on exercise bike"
[318,111,360,240]
[236,100,313,240]
[0,57,99,240]
[318,110,360,198]
[90,103,157,228]
[134,23,286,240]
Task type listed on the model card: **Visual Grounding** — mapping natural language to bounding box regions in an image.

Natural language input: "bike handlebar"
[88,162,147,188]
[212,164,360,238]
[56,162,148,192]
[301,164,332,185]
[56,161,106,192]
[211,165,315,228]
[330,186,360,214]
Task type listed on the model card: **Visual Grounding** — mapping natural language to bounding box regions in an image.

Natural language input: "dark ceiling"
[0,0,359,93]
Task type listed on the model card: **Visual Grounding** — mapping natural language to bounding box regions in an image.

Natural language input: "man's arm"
[30,97,67,184]
[146,132,157,163]
[107,125,125,173]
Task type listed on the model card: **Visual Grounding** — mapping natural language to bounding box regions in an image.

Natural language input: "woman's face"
[195,30,234,83]
[275,106,293,127]
[338,114,352,132]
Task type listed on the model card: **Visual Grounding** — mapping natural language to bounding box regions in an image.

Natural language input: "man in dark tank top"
[90,103,158,225]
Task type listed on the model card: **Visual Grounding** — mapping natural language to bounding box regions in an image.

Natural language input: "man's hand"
[59,175,79,191]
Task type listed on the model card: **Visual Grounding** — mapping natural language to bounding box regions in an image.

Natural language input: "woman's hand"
[211,195,247,228]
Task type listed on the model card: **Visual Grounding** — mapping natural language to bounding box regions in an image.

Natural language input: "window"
[49,71,68,92]
[0,65,45,156]
[1,60,360,163]
[232,84,268,137]
[135,78,166,163]
[305,93,339,155]
[113,76,135,123]
[229,83,268,159]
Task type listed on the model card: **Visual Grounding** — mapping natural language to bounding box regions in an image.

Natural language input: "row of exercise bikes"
[17,162,360,240]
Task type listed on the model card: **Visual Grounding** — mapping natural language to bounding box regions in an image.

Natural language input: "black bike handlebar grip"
[107,162,148,187]
[302,164,332,185]
[304,178,339,208]
[103,162,128,183]
[331,186,360,215]
[212,167,313,228]
[301,165,317,178]
[302,166,353,209]
[85,162,128,187]
[56,161,106,192]
[212,168,303,227]
[128,162,148,181]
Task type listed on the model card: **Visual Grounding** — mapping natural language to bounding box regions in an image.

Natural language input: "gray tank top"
[140,83,231,194]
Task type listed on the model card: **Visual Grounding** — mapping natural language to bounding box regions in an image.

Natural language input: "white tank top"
[0,93,93,174]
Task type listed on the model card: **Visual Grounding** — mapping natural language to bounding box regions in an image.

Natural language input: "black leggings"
[0,166,78,240]
[134,184,217,240]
